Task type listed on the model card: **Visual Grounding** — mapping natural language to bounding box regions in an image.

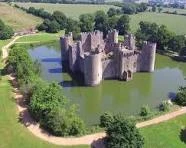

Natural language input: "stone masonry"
[60,30,156,86]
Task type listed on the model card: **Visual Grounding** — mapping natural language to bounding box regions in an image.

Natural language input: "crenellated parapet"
[123,34,136,50]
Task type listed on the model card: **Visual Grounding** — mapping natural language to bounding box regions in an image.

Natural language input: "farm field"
[15,2,117,19]
[162,7,186,14]
[15,2,186,35]
[0,2,42,31]
[130,12,186,35]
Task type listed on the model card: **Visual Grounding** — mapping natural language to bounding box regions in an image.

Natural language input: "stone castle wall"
[60,30,157,86]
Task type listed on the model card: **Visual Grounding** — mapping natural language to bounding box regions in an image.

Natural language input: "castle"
[60,30,156,86]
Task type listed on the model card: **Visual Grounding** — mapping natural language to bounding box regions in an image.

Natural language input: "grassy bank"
[0,2,42,31]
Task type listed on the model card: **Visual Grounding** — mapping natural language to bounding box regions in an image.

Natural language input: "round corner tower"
[84,53,102,86]
[140,41,156,72]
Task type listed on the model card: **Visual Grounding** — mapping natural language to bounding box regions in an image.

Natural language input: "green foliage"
[38,19,60,33]
[116,14,130,35]
[8,46,37,84]
[29,82,86,136]
[122,2,147,14]
[139,105,151,117]
[152,6,156,12]
[0,19,14,40]
[100,112,114,128]
[136,21,174,50]
[108,16,119,31]
[94,10,108,36]
[175,86,186,106]
[79,14,94,32]
[105,114,144,148]
[52,11,67,29]
[159,100,171,112]
[179,47,186,56]
[107,8,118,17]
[168,35,186,52]
[65,18,81,40]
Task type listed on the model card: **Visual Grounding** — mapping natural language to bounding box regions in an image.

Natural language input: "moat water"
[28,43,186,125]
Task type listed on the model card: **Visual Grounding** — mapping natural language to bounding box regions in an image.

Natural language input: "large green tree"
[116,14,130,35]
[0,19,14,40]
[79,14,94,32]
[105,114,144,148]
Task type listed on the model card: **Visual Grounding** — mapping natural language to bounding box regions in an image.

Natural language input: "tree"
[66,18,81,40]
[105,114,144,148]
[46,20,60,33]
[107,8,117,17]
[108,16,118,30]
[158,7,162,13]
[79,14,94,32]
[168,35,186,52]
[100,112,114,128]
[175,86,186,106]
[116,14,130,35]
[122,3,136,14]
[52,11,67,29]
[180,47,186,56]
[0,19,14,40]
[152,5,156,12]
[94,10,109,37]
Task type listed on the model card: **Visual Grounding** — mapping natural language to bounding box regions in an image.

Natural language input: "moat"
[28,42,186,125]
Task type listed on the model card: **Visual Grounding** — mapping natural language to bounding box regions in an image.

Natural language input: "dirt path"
[2,36,186,146]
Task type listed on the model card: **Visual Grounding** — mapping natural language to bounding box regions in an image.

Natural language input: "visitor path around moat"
[2,34,186,146]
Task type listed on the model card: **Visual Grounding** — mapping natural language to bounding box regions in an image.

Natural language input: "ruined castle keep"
[60,30,156,86]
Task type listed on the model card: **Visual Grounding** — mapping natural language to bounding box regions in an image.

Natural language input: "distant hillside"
[0,2,42,31]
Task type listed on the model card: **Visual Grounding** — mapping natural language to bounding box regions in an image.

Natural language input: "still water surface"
[28,43,186,125]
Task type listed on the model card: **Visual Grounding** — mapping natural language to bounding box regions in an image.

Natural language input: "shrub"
[139,105,151,117]
[105,114,144,148]
[175,86,186,106]
[159,100,171,112]
[100,112,113,128]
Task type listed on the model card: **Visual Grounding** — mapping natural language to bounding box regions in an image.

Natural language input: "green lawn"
[141,114,186,148]
[14,2,117,19]
[16,31,64,43]
[0,2,42,31]
[130,12,186,35]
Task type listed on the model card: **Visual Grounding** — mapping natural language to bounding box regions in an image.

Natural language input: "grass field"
[0,2,42,31]
[162,7,186,14]
[15,2,117,19]
[142,114,186,148]
[130,12,186,35]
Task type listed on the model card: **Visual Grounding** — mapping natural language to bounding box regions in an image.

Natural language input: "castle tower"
[123,34,136,50]
[60,32,73,61]
[107,29,118,43]
[140,41,156,72]
[84,53,102,86]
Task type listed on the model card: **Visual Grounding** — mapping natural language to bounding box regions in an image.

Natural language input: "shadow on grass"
[180,128,186,144]
[91,137,106,148]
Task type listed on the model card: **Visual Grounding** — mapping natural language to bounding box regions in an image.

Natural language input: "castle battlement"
[60,30,157,86]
